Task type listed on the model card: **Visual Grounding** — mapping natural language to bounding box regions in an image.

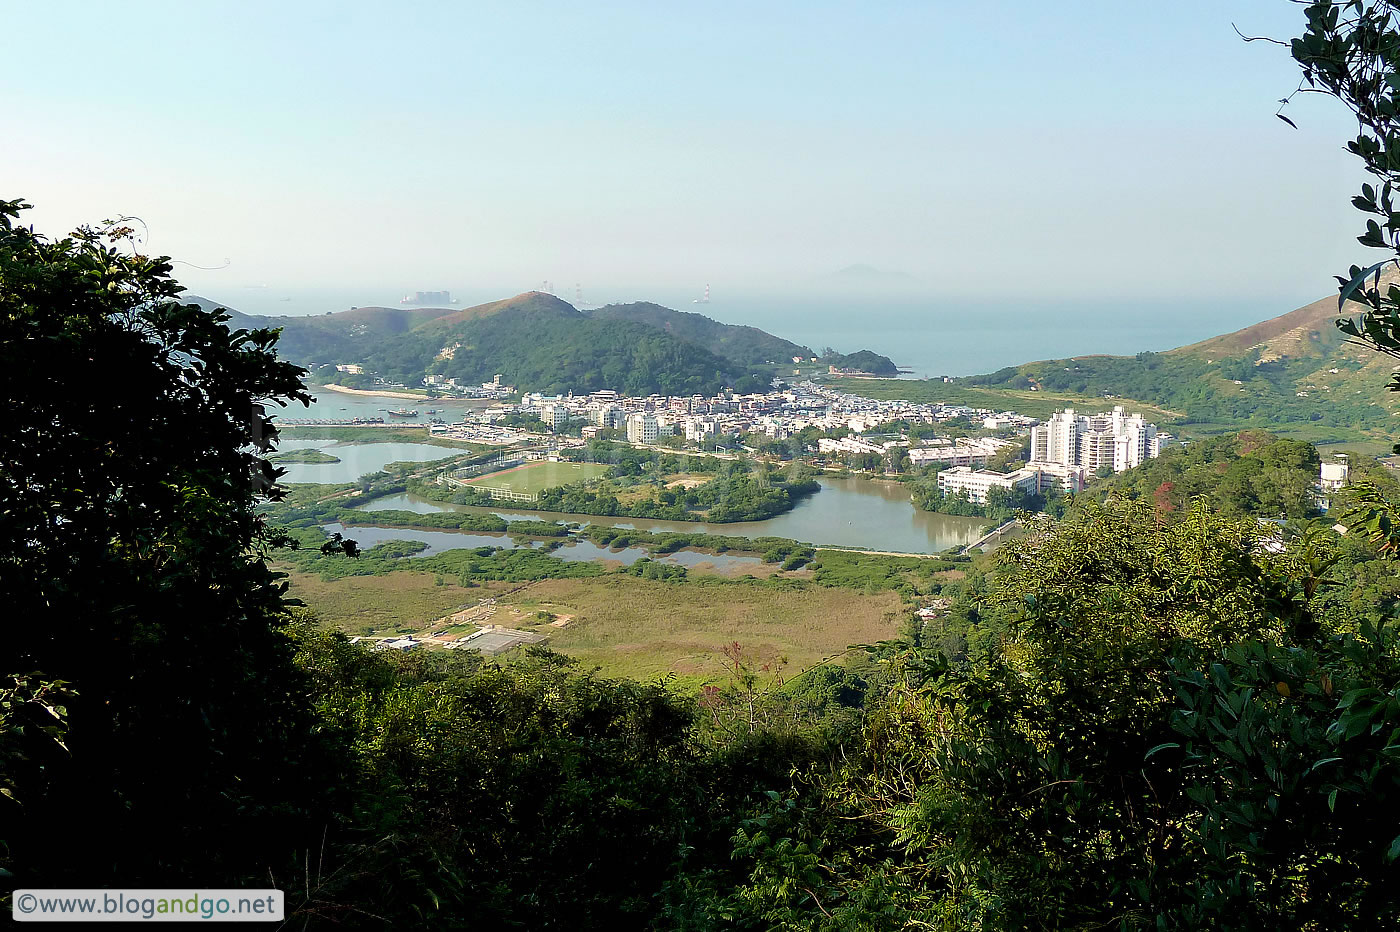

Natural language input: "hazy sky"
[2,1,1370,306]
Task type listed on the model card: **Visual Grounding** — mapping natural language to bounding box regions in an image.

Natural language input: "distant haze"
[1,1,1371,316]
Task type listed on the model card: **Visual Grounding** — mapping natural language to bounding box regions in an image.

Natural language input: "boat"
[387,408,420,418]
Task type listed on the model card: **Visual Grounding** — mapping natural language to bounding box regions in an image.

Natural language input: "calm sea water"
[694,294,1297,378]
[206,286,1304,378]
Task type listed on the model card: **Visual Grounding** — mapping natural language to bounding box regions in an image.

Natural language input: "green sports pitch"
[462,460,608,494]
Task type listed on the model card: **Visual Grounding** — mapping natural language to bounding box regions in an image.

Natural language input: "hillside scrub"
[1089,430,1323,519]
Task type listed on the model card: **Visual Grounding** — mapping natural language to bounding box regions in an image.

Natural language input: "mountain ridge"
[1167,273,1400,362]
[366,294,760,395]
[584,300,814,365]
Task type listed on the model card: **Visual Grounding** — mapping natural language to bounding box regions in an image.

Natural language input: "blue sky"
[2,1,1370,308]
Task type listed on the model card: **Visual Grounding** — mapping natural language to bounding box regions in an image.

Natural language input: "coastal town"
[289,364,1184,507]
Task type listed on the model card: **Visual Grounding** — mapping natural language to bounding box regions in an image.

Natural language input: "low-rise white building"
[936,466,1041,504]
[818,436,886,456]
[1027,461,1088,493]
[908,437,1018,469]
[1321,459,1350,492]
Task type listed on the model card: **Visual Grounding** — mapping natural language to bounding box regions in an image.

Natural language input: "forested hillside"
[586,301,814,365]
[1087,430,1322,519]
[187,292,848,395]
[964,348,1394,438]
[364,292,767,395]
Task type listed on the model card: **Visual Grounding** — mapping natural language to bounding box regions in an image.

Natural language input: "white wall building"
[1321,459,1350,493]
[587,404,624,429]
[540,404,567,431]
[818,436,886,456]
[1029,461,1088,494]
[909,436,1019,469]
[936,466,1041,504]
[626,413,660,444]
[684,417,718,442]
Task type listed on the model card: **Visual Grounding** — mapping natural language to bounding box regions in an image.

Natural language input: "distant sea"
[198,285,1312,379]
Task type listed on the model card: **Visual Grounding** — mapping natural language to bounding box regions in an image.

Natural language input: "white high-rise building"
[1030,408,1083,468]
[1029,406,1163,475]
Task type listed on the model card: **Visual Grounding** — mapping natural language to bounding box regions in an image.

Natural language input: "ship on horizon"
[400,290,456,306]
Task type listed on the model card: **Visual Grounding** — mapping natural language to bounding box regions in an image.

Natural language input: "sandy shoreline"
[318,383,431,401]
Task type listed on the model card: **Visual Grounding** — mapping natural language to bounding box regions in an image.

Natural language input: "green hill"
[824,348,899,375]
[187,292,839,395]
[585,301,813,365]
[364,292,767,395]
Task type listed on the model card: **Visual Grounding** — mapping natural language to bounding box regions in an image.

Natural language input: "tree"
[987,438,1030,473]
[1282,4,1400,540]
[1287,3,1400,398]
[0,198,327,887]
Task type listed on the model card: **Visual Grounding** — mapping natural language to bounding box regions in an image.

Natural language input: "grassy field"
[828,378,1183,423]
[281,568,519,637]
[1182,419,1390,445]
[1316,439,1397,458]
[280,566,906,685]
[464,460,608,493]
[502,575,906,683]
